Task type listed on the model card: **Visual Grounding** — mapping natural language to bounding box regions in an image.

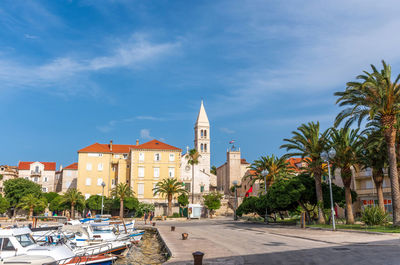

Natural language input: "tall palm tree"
[359,130,387,211]
[153,178,187,216]
[18,194,46,220]
[111,183,134,218]
[185,149,200,204]
[62,189,85,219]
[247,155,292,190]
[281,122,330,224]
[335,60,400,225]
[329,127,362,224]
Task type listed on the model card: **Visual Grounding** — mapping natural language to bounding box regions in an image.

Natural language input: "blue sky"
[2,0,400,168]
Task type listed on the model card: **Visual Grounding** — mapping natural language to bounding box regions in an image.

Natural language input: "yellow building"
[77,139,181,201]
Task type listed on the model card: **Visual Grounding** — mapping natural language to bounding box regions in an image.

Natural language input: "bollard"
[171,226,175,231]
[300,212,306,229]
[192,251,204,265]
[182,233,188,240]
[152,222,156,227]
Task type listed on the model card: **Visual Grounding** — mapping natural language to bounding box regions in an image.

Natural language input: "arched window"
[204,130,207,138]
[204,144,207,152]
[200,130,203,138]
[201,144,204,152]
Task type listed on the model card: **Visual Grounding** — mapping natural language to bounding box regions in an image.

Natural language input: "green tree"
[135,202,155,217]
[335,60,400,225]
[210,166,217,175]
[62,189,85,219]
[328,127,362,224]
[124,197,139,212]
[153,178,187,216]
[281,122,330,224]
[4,178,42,216]
[49,196,66,213]
[43,192,60,203]
[111,183,134,218]
[178,193,189,217]
[0,195,10,215]
[17,194,47,219]
[185,149,200,203]
[236,196,269,218]
[86,195,102,214]
[203,192,223,217]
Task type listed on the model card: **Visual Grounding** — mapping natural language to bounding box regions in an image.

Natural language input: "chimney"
[109,140,113,151]
[60,165,63,171]
[136,139,139,146]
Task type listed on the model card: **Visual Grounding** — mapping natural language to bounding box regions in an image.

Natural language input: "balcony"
[356,187,391,196]
[30,170,41,176]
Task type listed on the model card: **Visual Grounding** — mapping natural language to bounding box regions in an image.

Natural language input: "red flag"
[245,186,253,197]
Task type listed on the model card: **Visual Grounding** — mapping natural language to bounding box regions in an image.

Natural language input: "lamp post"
[232,180,238,221]
[101,181,106,216]
[321,148,336,231]
[261,169,269,224]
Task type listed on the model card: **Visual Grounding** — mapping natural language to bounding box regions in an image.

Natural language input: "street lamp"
[321,148,337,230]
[101,181,106,216]
[261,169,269,224]
[232,180,238,221]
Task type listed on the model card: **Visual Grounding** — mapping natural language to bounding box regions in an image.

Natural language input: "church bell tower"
[194,100,210,174]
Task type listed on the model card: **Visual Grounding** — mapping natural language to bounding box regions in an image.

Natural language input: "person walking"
[144,211,149,225]
[150,211,154,224]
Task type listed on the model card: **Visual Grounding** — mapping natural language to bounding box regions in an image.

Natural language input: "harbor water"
[116,229,169,265]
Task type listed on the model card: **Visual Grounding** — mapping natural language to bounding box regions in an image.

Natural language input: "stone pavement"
[146,218,400,265]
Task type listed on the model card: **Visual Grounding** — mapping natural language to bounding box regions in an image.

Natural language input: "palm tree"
[358,126,387,211]
[153,178,187,216]
[18,194,46,220]
[281,122,330,224]
[247,155,292,190]
[62,189,85,219]
[185,149,200,203]
[335,60,400,225]
[329,127,362,224]
[111,183,134,218]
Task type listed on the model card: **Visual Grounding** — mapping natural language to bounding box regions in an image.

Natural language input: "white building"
[18,161,56,192]
[181,101,217,198]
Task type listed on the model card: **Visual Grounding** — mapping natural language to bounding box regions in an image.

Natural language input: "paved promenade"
[146,218,400,265]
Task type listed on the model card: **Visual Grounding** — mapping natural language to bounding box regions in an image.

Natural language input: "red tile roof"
[241,158,249,164]
[286,157,310,172]
[64,162,78,170]
[136,139,181,151]
[78,139,181,153]
[18,161,56,171]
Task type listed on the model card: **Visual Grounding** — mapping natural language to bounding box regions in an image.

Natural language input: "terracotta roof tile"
[64,163,78,170]
[18,161,56,171]
[136,139,181,151]
[78,139,181,153]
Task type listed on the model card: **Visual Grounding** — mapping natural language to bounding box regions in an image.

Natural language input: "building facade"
[180,101,217,197]
[77,139,181,200]
[55,163,79,193]
[0,165,18,193]
[18,161,57,192]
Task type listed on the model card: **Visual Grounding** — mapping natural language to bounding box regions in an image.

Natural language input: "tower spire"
[196,100,209,127]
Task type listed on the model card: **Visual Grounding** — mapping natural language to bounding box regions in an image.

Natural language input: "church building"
[180,101,217,200]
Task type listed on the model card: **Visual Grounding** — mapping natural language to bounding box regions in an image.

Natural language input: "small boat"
[0,255,57,265]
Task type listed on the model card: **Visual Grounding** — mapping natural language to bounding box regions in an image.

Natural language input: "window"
[201,130,204,138]
[44,177,48,182]
[200,185,204,193]
[98,163,103,171]
[123,154,128,159]
[16,234,35,247]
[97,178,103,186]
[85,194,90,199]
[139,152,145,161]
[204,144,207,152]
[366,180,373,189]
[42,187,48,192]
[1,238,15,251]
[112,179,115,185]
[168,167,175,178]
[153,183,158,197]
[154,167,160,178]
[114,154,120,158]
[86,163,92,171]
[169,153,175,162]
[185,183,191,192]
[204,130,207,138]
[88,153,102,157]
[33,177,38,182]
[201,144,204,152]
[86,178,91,186]
[67,171,72,177]
[66,181,71,188]
[35,166,39,173]
[138,183,144,196]
[138,167,145,178]
[154,153,161,161]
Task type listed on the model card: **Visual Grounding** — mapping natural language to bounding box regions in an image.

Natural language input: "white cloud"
[24,34,38,39]
[140,129,153,140]
[220,127,235,134]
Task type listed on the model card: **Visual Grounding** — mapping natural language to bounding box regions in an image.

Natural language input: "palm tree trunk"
[373,168,385,212]
[383,115,400,225]
[191,164,194,204]
[168,194,172,217]
[71,203,75,219]
[314,173,326,224]
[30,206,34,220]
[342,167,354,224]
[120,199,124,218]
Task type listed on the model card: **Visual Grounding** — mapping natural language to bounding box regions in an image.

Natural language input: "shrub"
[361,206,389,225]
[171,213,180,218]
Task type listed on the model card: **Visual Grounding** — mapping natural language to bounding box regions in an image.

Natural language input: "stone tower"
[194,100,210,174]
